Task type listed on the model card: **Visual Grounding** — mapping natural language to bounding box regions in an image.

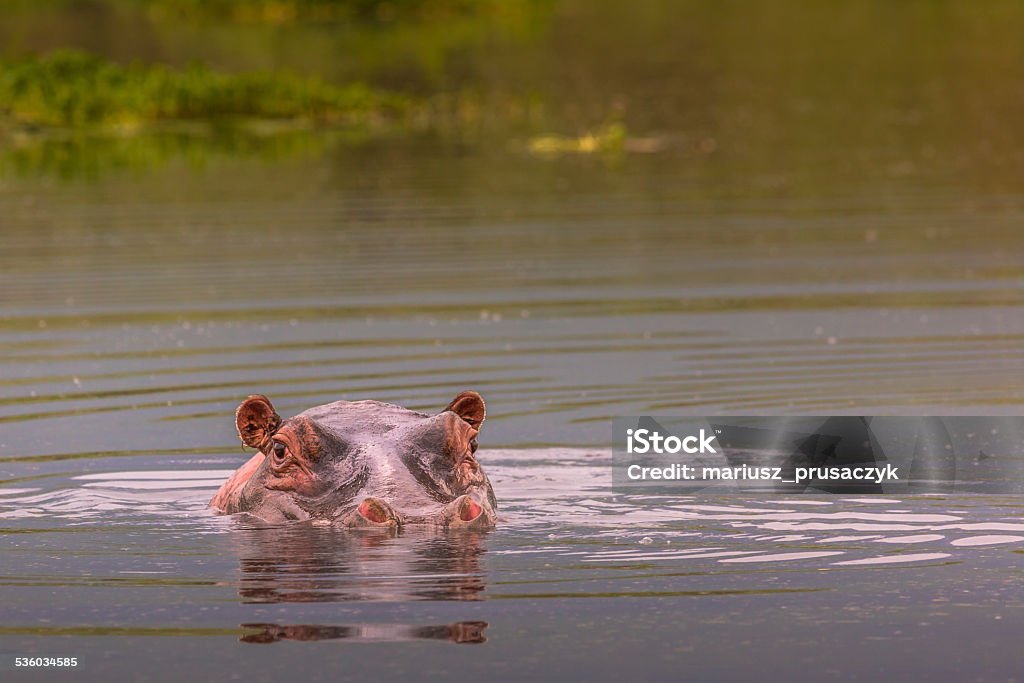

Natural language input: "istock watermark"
[626,428,718,454]
[612,416,1024,495]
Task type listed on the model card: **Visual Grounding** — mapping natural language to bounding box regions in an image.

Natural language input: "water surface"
[3,1,1024,680]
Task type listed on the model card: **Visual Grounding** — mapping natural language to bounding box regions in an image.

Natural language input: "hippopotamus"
[210,391,496,529]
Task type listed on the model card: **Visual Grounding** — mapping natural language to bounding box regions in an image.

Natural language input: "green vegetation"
[0,1,568,176]
[0,50,411,129]
[0,127,340,179]
[3,0,1023,182]
[0,49,555,177]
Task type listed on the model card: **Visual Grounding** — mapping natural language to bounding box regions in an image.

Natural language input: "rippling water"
[3,153,1023,677]
[1,450,1023,680]
[4,1,1024,678]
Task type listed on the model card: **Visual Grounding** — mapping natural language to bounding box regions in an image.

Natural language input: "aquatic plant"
[0,50,411,129]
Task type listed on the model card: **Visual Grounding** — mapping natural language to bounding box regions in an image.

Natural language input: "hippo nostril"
[357,498,391,524]
[459,497,483,522]
[342,497,399,529]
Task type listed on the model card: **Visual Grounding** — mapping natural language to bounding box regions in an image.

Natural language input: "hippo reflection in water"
[240,621,488,645]
[210,391,496,528]
[229,523,490,643]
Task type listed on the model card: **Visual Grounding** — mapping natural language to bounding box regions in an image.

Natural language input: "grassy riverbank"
[0,48,626,177]
[0,50,412,130]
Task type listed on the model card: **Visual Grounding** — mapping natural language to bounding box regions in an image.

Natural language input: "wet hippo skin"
[210,391,496,528]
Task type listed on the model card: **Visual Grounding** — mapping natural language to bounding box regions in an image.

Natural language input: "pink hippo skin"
[210,391,496,528]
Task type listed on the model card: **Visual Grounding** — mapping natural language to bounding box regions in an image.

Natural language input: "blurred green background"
[1,0,1022,187]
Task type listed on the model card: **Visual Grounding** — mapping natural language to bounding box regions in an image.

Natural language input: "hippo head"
[210,391,496,529]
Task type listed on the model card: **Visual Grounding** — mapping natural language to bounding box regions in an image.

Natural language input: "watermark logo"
[612,416,1024,495]
[626,428,717,454]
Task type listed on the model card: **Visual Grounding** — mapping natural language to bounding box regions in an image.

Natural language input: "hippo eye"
[271,441,288,466]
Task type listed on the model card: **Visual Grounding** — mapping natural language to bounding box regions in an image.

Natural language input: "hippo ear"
[446,391,486,429]
[235,394,282,450]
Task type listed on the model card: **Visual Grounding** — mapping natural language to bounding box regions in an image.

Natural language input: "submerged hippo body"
[210,391,496,528]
